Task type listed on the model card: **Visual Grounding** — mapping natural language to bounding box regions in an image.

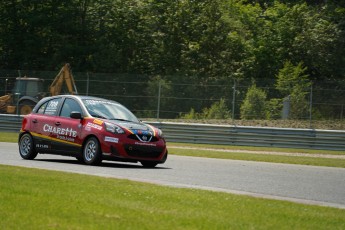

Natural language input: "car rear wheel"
[76,156,84,164]
[83,137,102,165]
[19,133,38,160]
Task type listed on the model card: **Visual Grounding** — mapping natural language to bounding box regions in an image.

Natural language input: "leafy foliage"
[276,61,311,119]
[203,98,232,119]
[0,0,344,119]
[240,84,267,119]
[266,98,283,120]
[181,99,231,119]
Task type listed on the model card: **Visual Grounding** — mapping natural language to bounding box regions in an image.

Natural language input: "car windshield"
[82,99,139,123]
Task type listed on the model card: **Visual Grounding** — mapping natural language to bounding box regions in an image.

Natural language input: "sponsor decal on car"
[86,122,103,130]
[134,142,156,146]
[36,144,49,149]
[85,99,118,106]
[131,129,153,142]
[104,136,119,143]
[132,130,152,136]
[43,124,77,137]
[57,135,75,142]
[93,119,103,125]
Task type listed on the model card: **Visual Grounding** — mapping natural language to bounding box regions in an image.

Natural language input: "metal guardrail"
[1,114,345,151]
[149,122,345,151]
[0,114,23,132]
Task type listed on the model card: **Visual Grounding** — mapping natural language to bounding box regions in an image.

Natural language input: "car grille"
[128,134,158,142]
[124,144,163,158]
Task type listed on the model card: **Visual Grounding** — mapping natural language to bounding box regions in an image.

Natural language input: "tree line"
[0,0,344,119]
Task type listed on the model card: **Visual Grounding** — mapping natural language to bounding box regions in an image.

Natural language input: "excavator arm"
[49,63,78,96]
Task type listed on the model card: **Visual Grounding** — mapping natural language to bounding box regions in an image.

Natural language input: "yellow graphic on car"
[93,119,103,125]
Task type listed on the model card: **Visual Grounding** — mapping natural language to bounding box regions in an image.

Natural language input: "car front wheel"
[140,161,158,168]
[19,133,38,160]
[83,137,102,165]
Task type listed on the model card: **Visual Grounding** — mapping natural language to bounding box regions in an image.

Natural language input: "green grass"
[167,143,345,168]
[169,148,345,168]
[0,132,18,143]
[168,142,345,155]
[1,165,344,229]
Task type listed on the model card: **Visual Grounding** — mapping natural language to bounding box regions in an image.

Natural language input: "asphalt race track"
[1,142,345,209]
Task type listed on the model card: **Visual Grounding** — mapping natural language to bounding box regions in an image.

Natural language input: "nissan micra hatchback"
[18,95,167,167]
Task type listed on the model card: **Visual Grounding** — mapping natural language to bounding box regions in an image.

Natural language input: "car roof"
[44,95,121,104]
[32,95,122,113]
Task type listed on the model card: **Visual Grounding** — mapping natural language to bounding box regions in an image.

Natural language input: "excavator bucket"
[0,95,12,112]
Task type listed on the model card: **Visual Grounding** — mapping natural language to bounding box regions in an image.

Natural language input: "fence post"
[309,84,313,129]
[86,72,89,96]
[16,71,21,115]
[5,78,8,93]
[232,80,236,124]
[157,80,161,119]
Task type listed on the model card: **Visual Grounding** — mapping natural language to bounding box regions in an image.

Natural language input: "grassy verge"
[169,148,345,168]
[1,165,344,229]
[168,142,345,155]
[0,132,18,143]
[167,143,345,168]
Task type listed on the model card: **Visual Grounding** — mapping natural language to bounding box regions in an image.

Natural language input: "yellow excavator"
[0,63,78,115]
[49,63,78,96]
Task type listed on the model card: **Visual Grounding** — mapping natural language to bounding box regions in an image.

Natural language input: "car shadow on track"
[35,158,171,169]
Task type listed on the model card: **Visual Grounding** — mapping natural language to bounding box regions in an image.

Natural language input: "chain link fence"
[1,69,345,129]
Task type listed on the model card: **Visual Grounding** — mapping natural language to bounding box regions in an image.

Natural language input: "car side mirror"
[70,111,83,119]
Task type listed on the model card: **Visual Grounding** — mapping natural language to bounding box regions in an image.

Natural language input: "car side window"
[37,102,48,114]
[44,98,61,116]
[60,98,83,118]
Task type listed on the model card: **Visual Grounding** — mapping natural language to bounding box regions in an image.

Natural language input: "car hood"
[110,120,152,131]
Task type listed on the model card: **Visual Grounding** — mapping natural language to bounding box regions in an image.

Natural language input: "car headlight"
[104,122,125,134]
[157,129,164,138]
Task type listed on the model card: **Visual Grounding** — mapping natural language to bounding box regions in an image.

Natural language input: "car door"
[30,98,62,153]
[50,98,84,154]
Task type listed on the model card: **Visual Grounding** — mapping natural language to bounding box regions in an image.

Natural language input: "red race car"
[18,95,167,168]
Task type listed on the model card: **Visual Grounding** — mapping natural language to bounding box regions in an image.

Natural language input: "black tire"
[140,161,158,168]
[161,151,168,163]
[82,137,102,165]
[19,133,38,160]
[76,156,84,164]
[19,100,36,115]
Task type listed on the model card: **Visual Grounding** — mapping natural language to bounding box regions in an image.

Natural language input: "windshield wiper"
[109,118,133,122]
[90,113,108,119]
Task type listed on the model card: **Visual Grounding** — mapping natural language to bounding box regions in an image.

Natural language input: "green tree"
[0,0,96,70]
[203,98,231,119]
[240,84,267,119]
[181,98,231,120]
[266,98,283,120]
[276,61,311,119]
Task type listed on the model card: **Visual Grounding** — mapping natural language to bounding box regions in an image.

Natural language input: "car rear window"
[37,98,61,116]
